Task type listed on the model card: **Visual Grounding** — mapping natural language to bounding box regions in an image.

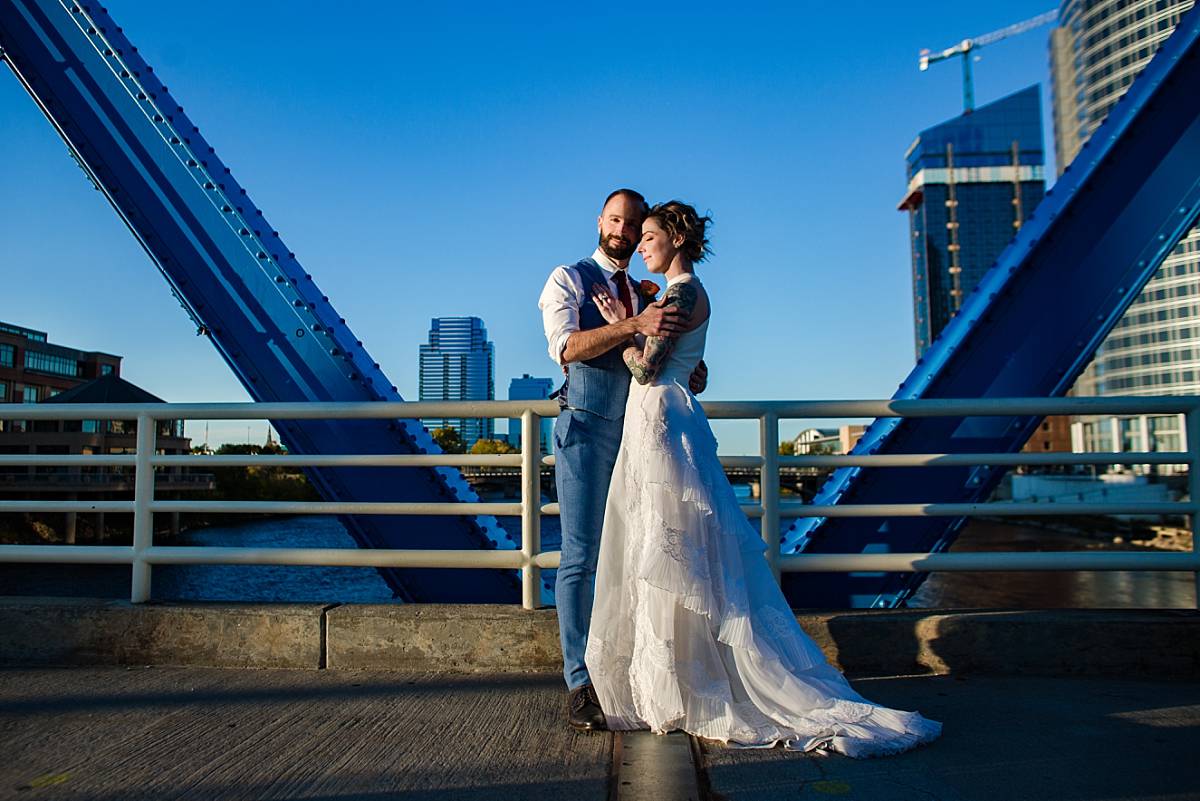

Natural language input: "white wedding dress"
[584,273,941,758]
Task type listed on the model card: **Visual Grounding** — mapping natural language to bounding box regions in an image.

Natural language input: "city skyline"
[1,1,1063,453]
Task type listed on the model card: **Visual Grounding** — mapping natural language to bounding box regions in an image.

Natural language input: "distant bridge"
[460,465,827,501]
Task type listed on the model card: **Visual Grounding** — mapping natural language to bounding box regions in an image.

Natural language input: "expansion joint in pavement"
[612,730,703,801]
[318,603,341,669]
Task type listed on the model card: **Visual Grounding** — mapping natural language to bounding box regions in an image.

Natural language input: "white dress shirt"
[539,248,638,366]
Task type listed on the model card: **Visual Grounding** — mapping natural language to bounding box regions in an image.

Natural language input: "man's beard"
[599,232,636,261]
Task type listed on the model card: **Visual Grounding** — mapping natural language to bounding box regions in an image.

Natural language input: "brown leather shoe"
[568,684,606,732]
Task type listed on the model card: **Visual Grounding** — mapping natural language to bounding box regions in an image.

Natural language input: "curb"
[1,598,1197,679]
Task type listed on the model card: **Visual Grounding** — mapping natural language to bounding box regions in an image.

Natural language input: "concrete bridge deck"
[2,667,1199,801]
[2,600,1199,799]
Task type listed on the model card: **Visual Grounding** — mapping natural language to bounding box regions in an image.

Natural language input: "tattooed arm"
[623,281,699,385]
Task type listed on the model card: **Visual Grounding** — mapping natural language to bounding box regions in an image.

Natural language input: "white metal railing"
[1,396,1198,609]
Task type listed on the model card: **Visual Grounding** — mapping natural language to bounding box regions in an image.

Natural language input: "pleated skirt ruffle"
[585,379,942,758]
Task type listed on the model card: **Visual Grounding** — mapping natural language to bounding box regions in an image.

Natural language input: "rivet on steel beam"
[295,329,304,338]
[293,300,303,307]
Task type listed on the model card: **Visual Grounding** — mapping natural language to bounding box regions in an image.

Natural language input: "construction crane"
[920,9,1058,112]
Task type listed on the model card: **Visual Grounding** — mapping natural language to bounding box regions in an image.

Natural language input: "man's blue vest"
[562,257,647,420]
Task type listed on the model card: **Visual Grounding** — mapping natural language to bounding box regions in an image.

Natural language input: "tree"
[779,440,795,456]
[431,426,465,454]
[205,442,317,503]
[470,438,518,455]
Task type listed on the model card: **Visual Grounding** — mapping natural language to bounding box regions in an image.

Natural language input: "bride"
[583,200,941,758]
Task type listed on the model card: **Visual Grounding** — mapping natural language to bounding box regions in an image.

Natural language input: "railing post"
[521,409,542,609]
[1188,407,1200,610]
[760,411,781,582]
[130,412,156,603]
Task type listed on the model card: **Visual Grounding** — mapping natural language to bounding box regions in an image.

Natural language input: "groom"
[538,188,708,731]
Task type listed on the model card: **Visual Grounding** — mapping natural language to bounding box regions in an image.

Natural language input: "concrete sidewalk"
[699,674,1200,801]
[3,669,1199,800]
[0,668,611,801]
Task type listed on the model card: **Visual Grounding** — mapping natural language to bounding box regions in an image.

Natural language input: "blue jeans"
[554,408,623,690]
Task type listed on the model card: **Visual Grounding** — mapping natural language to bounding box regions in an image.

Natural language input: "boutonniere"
[637,279,661,301]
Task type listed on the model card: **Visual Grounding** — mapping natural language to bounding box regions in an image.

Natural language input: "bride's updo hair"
[647,201,712,263]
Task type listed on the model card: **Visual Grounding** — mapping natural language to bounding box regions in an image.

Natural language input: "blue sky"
[0,1,1060,452]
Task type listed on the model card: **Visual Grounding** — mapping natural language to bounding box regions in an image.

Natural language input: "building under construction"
[898,85,1047,357]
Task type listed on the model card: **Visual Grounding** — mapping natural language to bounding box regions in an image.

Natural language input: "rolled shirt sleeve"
[539,265,581,366]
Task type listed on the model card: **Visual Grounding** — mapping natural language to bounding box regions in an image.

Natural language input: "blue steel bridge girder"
[784,5,1200,608]
[0,0,525,603]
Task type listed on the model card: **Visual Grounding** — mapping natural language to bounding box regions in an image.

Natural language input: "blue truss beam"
[0,0,523,602]
[783,5,1200,608]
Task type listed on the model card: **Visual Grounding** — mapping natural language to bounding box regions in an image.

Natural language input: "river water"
[1,512,1192,608]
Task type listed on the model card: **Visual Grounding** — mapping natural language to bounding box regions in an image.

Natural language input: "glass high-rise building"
[1052,0,1197,467]
[1054,0,1199,397]
[418,317,495,448]
[507,374,554,455]
[899,86,1047,357]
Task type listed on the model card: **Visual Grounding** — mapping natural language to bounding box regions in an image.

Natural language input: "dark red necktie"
[615,271,634,319]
